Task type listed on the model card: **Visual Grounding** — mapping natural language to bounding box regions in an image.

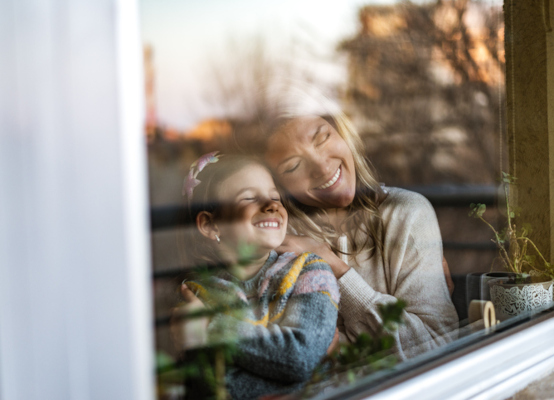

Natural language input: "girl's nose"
[261,198,280,212]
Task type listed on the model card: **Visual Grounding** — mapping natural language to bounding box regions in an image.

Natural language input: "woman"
[254,85,458,360]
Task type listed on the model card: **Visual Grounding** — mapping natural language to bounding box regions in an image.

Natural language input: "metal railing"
[150,184,500,280]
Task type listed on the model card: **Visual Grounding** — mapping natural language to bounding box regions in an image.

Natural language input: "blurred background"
[140,0,505,357]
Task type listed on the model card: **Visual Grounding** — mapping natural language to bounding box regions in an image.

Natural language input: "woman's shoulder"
[380,187,434,216]
[379,187,438,233]
[381,187,431,206]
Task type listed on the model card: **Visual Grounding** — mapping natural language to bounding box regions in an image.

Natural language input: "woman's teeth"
[254,221,280,228]
[317,167,341,189]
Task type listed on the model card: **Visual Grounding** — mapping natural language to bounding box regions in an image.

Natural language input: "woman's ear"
[196,211,220,241]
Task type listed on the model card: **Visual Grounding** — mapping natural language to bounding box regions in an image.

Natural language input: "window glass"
[141,1,553,399]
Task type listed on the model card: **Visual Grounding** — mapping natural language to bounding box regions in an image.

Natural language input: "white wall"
[0,0,154,399]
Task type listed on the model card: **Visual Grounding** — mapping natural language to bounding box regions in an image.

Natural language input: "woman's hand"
[443,257,455,296]
[277,234,350,279]
[327,328,340,355]
[170,283,209,351]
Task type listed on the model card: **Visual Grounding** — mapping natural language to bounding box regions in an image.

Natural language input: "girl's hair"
[255,82,386,258]
[183,154,269,266]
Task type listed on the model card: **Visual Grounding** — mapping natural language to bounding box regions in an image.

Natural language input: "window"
[3,0,553,399]
[145,1,554,399]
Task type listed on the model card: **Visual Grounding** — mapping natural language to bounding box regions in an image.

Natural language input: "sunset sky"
[138,0,500,131]
[139,0,402,130]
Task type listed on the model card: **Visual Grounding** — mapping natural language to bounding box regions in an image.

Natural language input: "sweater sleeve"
[338,189,458,360]
[208,254,339,384]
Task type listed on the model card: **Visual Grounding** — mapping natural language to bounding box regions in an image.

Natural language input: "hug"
[175,85,458,399]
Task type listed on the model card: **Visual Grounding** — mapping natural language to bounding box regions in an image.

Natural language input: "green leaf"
[380,335,395,350]
[469,203,486,218]
[156,351,174,370]
[501,172,517,184]
[522,223,533,235]
[355,332,372,349]
[379,299,406,325]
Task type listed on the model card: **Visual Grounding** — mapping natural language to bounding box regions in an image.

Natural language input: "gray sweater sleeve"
[338,189,458,359]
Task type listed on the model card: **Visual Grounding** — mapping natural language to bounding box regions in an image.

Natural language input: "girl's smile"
[214,164,288,259]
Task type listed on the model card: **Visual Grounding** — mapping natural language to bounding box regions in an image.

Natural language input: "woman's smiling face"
[264,116,357,210]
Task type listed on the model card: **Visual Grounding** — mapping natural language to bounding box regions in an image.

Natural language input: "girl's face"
[214,164,288,257]
[264,116,357,210]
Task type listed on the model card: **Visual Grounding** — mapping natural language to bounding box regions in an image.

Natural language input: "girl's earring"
[215,234,221,244]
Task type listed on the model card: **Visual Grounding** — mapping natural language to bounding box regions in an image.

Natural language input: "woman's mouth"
[253,220,281,229]
[315,166,341,190]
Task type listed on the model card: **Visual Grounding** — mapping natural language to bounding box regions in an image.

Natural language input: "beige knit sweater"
[337,187,458,360]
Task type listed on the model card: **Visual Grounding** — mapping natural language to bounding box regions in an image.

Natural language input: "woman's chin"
[324,188,356,209]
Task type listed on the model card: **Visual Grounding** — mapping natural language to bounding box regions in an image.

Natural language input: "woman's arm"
[338,190,458,360]
[278,235,454,294]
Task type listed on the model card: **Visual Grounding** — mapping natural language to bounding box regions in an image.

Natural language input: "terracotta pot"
[488,278,554,321]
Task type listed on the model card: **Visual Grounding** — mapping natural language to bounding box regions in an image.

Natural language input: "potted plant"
[469,172,554,321]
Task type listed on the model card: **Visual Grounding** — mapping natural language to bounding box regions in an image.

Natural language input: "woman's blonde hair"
[255,81,386,258]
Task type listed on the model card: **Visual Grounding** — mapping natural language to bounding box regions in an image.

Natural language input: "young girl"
[180,152,340,400]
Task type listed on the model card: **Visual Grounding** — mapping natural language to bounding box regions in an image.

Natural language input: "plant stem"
[479,216,514,272]
[505,185,512,228]
[517,237,552,276]
[215,349,226,400]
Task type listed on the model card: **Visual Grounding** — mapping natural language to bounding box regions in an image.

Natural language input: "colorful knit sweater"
[187,251,339,400]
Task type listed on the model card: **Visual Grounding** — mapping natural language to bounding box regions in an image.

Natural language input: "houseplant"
[469,172,554,320]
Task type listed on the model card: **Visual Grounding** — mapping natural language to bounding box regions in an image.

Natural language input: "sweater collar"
[217,250,278,294]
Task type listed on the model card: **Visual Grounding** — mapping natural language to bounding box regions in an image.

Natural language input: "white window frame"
[0,0,154,399]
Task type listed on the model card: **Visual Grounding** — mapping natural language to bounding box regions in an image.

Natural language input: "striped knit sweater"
[187,251,339,400]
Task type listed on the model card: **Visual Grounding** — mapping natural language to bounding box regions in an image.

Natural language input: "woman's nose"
[308,155,331,179]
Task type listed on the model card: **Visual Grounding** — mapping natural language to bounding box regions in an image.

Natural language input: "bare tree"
[339,0,505,185]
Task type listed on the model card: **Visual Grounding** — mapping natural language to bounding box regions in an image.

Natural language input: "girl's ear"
[196,211,220,241]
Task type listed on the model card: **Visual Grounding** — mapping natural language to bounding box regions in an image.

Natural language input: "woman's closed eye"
[317,132,331,146]
[284,162,300,174]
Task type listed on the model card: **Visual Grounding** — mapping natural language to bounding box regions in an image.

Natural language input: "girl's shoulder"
[269,251,333,277]
[261,252,335,290]
[264,252,339,302]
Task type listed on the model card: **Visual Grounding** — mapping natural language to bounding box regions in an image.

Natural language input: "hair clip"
[182,151,221,201]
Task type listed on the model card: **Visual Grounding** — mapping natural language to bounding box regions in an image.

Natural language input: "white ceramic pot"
[480,272,515,301]
[489,278,554,321]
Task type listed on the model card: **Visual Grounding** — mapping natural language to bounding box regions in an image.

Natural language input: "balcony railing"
[150,184,500,280]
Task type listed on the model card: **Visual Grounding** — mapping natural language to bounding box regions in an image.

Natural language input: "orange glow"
[186,119,232,141]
